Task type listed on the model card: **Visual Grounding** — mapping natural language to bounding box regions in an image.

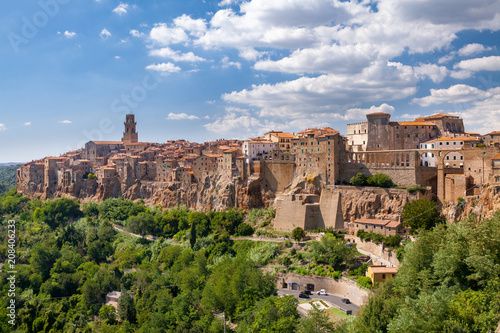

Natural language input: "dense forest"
[0,188,499,332]
[0,164,19,195]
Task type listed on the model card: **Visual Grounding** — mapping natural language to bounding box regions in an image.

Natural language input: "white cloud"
[130,29,144,38]
[218,0,239,6]
[204,112,270,135]
[149,47,206,62]
[115,56,121,59]
[453,88,500,134]
[112,3,129,16]
[24,122,31,126]
[64,31,77,38]
[454,56,500,72]
[206,100,216,104]
[343,104,395,121]
[145,62,181,74]
[59,120,72,124]
[221,56,241,69]
[166,113,199,120]
[100,28,112,39]
[412,84,491,107]
[413,63,449,83]
[223,61,418,118]
[457,43,493,56]
[0,123,6,131]
[150,23,189,46]
[173,15,207,37]
[450,69,474,79]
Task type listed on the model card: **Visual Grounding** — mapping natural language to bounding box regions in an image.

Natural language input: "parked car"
[299,291,310,298]
[316,289,328,295]
[341,298,351,304]
[303,290,312,295]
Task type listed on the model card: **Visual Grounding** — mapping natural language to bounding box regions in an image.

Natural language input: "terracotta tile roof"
[492,153,500,160]
[91,141,123,145]
[434,136,480,142]
[385,221,401,228]
[397,121,435,126]
[224,149,237,153]
[369,266,398,274]
[354,219,392,226]
[485,131,500,135]
[415,113,460,121]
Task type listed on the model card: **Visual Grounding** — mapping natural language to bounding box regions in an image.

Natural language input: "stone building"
[483,131,500,146]
[122,114,139,144]
[366,265,398,284]
[242,139,277,163]
[347,113,465,152]
[193,154,219,181]
[292,127,347,185]
[349,218,403,236]
[262,131,298,152]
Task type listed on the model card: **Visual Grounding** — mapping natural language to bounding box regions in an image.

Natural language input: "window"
[328,148,330,152]
[382,274,386,279]
[453,156,456,160]
[407,134,410,138]
[415,134,418,138]
[454,142,456,145]
[447,156,449,160]
[318,148,320,152]
[460,156,463,160]
[396,134,399,138]
[446,142,449,145]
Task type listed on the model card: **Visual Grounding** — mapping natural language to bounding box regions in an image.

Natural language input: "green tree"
[291,227,306,242]
[190,220,197,249]
[401,198,445,233]
[350,173,367,186]
[118,291,136,324]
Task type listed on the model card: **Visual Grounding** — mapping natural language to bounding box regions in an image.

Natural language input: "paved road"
[277,289,360,314]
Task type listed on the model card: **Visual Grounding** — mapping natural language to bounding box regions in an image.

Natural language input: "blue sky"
[1,0,500,163]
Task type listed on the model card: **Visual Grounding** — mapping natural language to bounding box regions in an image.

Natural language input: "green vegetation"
[407,184,427,194]
[401,198,445,234]
[350,213,500,332]
[291,227,306,242]
[356,230,402,248]
[349,172,393,188]
[0,164,20,195]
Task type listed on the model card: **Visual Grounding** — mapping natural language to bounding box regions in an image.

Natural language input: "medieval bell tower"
[122,114,138,144]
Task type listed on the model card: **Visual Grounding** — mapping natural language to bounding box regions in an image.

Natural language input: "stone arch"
[419,150,437,167]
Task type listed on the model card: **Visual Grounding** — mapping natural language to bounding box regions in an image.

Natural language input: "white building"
[242,139,277,163]
[420,136,481,168]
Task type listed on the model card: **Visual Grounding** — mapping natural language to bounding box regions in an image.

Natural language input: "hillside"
[0,163,19,194]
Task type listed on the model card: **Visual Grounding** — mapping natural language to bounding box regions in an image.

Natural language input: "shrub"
[384,234,402,248]
[236,223,254,236]
[350,173,367,186]
[408,184,427,194]
[367,173,393,188]
[291,227,306,242]
[357,276,373,289]
[284,239,293,248]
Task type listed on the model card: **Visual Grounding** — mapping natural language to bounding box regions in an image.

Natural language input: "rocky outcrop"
[22,173,274,211]
[331,185,427,222]
[442,184,500,222]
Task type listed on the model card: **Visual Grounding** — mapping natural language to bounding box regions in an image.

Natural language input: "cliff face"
[442,184,500,222]
[334,186,427,222]
[21,173,275,211]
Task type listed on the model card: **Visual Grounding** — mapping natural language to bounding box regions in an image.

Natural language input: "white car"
[316,289,328,295]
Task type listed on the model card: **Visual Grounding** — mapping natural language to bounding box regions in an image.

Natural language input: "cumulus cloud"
[63,31,76,38]
[149,47,206,62]
[413,84,492,107]
[454,56,500,72]
[130,29,144,38]
[0,123,6,131]
[204,112,270,135]
[413,63,449,83]
[343,104,395,121]
[59,120,72,124]
[100,28,112,39]
[173,15,207,37]
[113,3,129,16]
[24,122,31,126]
[457,43,493,56]
[221,56,241,69]
[166,113,199,120]
[145,62,181,74]
[150,23,189,46]
[453,88,500,134]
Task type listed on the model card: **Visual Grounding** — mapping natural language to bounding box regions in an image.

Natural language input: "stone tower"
[122,114,138,144]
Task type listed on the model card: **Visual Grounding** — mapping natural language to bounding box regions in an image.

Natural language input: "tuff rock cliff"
[29,174,275,211]
[442,184,500,222]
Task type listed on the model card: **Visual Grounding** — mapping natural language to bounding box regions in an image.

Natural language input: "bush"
[350,173,367,186]
[236,223,254,236]
[367,173,393,188]
[384,234,402,248]
[292,227,306,242]
[357,276,373,289]
[284,239,293,248]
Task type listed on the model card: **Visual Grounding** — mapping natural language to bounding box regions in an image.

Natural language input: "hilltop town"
[16,112,500,231]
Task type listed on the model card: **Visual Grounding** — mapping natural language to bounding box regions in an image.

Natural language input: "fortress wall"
[339,163,418,187]
[273,195,309,232]
[319,187,344,229]
[261,161,295,192]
